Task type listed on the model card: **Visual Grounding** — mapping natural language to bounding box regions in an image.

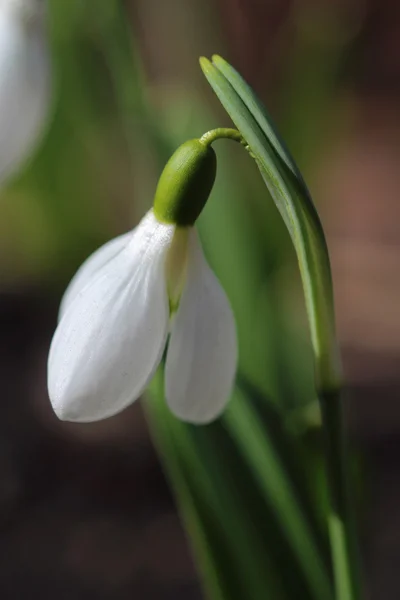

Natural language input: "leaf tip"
[211,54,226,68]
[199,56,212,73]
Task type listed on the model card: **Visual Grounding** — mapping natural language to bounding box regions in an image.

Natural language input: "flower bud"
[153,139,217,227]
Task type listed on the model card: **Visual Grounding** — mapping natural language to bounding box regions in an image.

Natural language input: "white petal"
[59,232,131,321]
[165,230,237,424]
[0,2,51,183]
[48,211,175,422]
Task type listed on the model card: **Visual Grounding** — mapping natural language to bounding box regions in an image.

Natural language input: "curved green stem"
[200,128,244,146]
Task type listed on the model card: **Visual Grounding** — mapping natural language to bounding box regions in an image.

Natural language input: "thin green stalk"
[200,128,244,146]
[319,389,362,600]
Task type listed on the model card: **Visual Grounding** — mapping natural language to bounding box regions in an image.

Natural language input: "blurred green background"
[1,0,400,598]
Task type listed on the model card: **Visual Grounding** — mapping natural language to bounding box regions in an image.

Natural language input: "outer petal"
[48,211,175,422]
[59,232,131,320]
[0,3,51,183]
[165,230,237,424]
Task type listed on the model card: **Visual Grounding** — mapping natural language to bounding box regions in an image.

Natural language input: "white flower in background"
[48,140,237,424]
[0,0,51,183]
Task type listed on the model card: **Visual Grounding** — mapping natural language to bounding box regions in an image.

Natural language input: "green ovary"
[153,139,217,227]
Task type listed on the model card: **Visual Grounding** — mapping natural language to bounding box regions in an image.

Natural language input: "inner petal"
[165,226,190,311]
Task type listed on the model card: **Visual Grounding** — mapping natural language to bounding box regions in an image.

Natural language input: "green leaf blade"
[200,55,340,392]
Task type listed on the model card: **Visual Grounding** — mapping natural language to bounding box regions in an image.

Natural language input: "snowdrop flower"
[48,139,238,424]
[0,0,51,183]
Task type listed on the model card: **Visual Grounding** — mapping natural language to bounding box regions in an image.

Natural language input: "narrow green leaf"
[146,371,228,600]
[147,369,334,599]
[200,56,340,392]
[211,54,305,184]
[146,373,288,600]
[223,389,333,600]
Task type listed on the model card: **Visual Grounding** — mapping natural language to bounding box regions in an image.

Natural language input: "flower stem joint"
[47,134,238,426]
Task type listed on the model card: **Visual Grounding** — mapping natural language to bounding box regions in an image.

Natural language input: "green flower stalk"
[200,55,363,600]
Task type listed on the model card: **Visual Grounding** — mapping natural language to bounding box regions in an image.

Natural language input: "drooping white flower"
[0,0,51,183]
[48,210,238,424]
[48,136,237,424]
